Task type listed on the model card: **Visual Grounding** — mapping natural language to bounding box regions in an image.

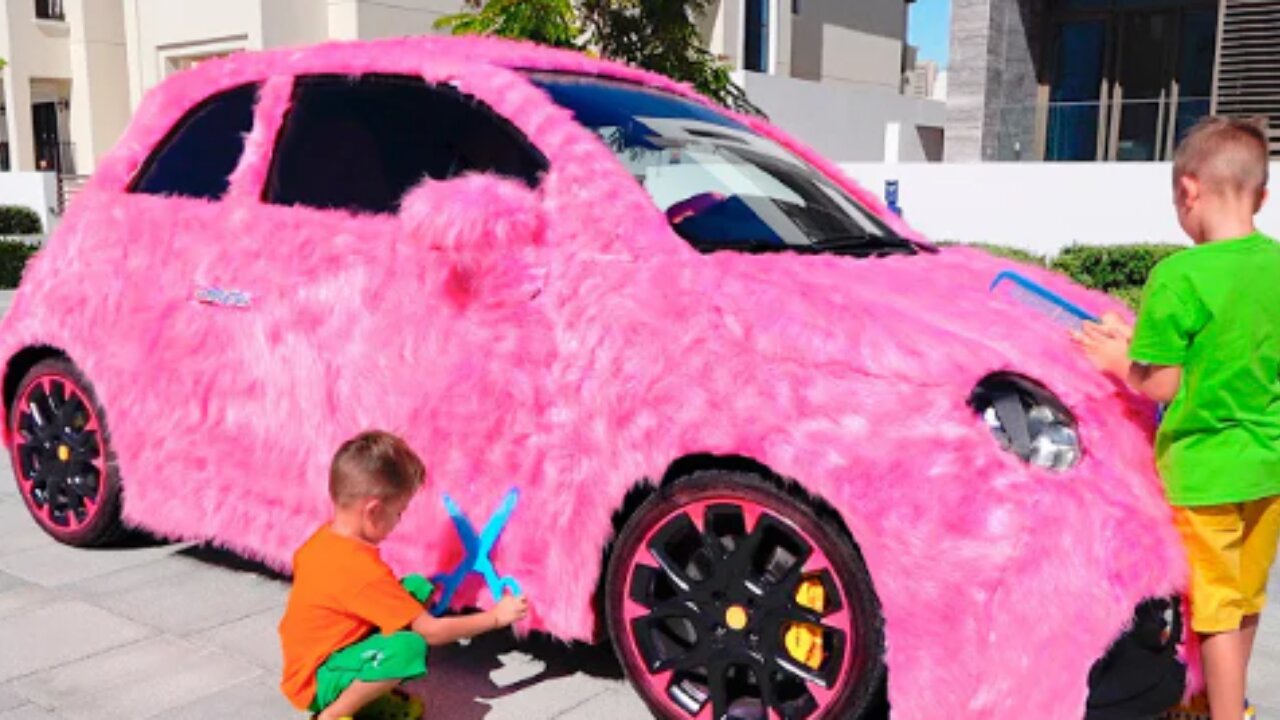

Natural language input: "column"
[66,0,129,175]
[4,68,35,171]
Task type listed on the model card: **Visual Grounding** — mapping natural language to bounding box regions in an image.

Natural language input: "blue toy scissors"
[429,488,523,616]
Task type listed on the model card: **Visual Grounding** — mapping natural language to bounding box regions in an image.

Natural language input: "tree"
[437,0,759,115]
[435,0,578,49]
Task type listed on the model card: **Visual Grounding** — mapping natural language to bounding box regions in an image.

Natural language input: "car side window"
[265,74,548,215]
[130,83,261,200]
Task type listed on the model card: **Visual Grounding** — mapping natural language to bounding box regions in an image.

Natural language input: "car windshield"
[529,73,915,258]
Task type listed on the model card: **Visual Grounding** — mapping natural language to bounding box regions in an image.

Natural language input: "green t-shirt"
[1130,231,1280,506]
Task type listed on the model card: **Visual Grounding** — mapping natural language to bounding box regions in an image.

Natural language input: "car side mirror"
[399,174,547,305]
[400,173,545,252]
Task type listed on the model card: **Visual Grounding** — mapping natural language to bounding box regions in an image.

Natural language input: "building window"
[34,0,64,21]
[265,74,546,215]
[745,0,771,72]
[1043,1,1218,162]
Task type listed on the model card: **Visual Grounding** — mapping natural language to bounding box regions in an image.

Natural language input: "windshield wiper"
[811,233,917,256]
[699,239,816,254]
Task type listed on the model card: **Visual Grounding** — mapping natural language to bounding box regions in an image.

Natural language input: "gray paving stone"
[554,685,652,719]
[0,684,27,713]
[11,635,260,720]
[0,585,58,621]
[478,673,610,720]
[0,538,184,587]
[0,503,56,559]
[0,601,152,682]
[64,554,286,636]
[163,677,296,720]
[189,608,285,674]
[0,705,59,720]
[0,573,24,596]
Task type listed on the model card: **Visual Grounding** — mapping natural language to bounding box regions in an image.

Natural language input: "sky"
[908,0,952,69]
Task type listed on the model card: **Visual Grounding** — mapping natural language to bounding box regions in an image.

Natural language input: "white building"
[0,0,937,187]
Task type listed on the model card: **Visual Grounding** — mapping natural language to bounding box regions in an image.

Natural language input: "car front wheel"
[605,469,885,719]
[7,357,124,546]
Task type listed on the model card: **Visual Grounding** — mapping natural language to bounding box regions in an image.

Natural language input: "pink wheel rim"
[620,497,858,719]
[9,374,107,539]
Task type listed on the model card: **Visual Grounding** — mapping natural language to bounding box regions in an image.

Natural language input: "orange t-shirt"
[278,525,424,710]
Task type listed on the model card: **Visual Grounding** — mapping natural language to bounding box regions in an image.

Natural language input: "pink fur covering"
[0,37,1187,718]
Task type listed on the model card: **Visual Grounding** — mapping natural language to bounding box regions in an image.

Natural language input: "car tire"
[7,357,126,546]
[605,468,885,720]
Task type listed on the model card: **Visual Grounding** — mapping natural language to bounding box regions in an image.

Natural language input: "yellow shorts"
[1175,496,1280,634]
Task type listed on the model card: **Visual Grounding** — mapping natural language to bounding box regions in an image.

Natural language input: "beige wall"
[67,0,130,174]
[2,0,73,171]
[328,0,461,40]
[123,0,262,109]
[791,0,906,90]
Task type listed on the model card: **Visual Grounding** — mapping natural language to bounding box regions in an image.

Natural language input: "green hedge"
[0,240,38,289]
[1049,244,1184,292]
[945,242,1047,267]
[0,206,42,236]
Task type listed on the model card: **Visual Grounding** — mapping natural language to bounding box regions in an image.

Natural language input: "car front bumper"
[1085,597,1187,720]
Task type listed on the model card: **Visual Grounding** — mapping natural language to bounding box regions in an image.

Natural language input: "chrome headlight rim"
[968,373,1082,472]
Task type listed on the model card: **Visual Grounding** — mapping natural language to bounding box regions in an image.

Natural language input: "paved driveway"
[0,288,1277,719]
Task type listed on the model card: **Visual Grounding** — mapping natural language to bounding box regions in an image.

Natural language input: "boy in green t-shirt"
[1078,117,1280,720]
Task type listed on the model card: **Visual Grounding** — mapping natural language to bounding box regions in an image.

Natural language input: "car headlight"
[968,373,1082,472]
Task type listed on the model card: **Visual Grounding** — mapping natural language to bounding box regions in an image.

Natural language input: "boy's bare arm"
[1126,363,1182,404]
[1075,317,1182,403]
[409,593,529,646]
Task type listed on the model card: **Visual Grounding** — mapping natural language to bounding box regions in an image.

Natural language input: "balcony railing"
[35,0,64,21]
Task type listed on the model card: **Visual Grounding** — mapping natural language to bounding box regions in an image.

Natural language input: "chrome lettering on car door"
[192,285,252,309]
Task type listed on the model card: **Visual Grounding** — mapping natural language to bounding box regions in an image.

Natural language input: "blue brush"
[989,270,1099,331]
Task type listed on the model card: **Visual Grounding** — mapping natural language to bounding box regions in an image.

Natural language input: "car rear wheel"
[7,358,124,546]
[605,469,885,719]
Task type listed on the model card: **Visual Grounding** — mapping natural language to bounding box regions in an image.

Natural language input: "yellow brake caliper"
[784,577,826,670]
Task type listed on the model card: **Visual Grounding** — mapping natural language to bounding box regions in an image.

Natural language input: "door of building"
[32,102,61,172]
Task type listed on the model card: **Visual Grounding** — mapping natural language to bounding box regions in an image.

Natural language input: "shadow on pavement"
[177,543,291,582]
[405,628,625,719]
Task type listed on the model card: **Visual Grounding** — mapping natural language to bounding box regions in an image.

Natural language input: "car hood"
[699,245,1129,399]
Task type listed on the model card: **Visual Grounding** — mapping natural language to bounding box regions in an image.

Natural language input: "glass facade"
[1043,0,1217,161]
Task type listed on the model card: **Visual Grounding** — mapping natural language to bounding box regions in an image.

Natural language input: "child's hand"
[1073,319,1132,377]
[1098,312,1134,341]
[492,592,529,628]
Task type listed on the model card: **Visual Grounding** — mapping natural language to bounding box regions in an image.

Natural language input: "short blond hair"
[329,430,426,507]
[1173,116,1271,197]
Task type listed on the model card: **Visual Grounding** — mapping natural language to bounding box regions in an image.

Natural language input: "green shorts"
[309,575,433,713]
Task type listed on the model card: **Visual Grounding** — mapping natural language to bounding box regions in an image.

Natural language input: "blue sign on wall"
[885,180,902,217]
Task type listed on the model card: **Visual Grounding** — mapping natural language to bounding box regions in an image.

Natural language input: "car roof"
[178,35,704,106]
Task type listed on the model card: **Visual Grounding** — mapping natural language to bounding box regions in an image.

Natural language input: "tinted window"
[266,74,547,215]
[131,83,260,200]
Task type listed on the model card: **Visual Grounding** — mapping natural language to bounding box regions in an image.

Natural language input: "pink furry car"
[1,38,1188,720]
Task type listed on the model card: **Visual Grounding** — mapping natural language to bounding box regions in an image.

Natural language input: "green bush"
[1111,285,1145,311]
[0,206,42,236]
[0,240,38,288]
[1049,243,1184,292]
[959,242,1047,267]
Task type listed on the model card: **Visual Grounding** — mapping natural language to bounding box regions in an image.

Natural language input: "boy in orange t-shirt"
[279,431,528,720]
